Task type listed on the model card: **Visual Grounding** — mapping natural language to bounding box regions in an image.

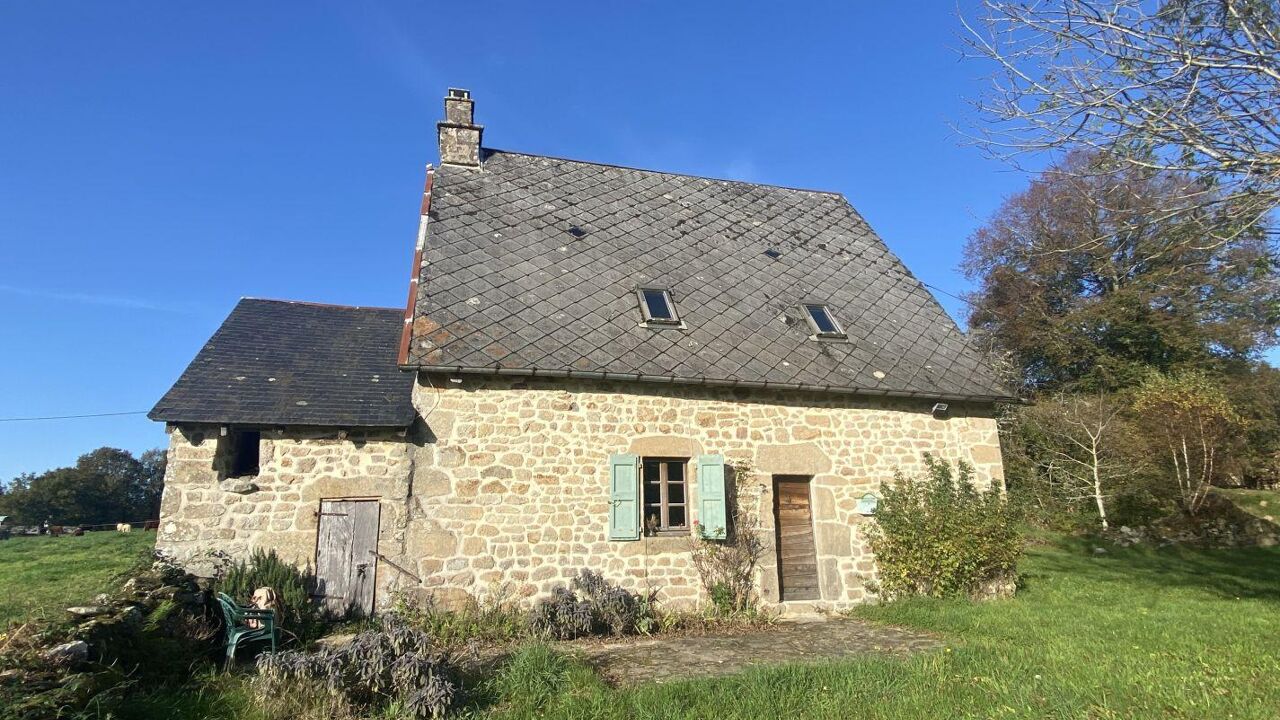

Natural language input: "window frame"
[641,456,690,535]
[636,287,682,327]
[801,303,848,340]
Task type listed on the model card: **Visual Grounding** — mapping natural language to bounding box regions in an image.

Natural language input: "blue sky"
[0,1,1042,479]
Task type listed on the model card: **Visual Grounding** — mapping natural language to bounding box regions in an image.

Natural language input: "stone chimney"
[437,88,483,167]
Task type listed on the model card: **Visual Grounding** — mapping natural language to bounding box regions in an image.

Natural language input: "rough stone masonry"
[158,375,1003,612]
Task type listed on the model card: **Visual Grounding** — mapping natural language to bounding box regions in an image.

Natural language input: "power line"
[0,410,149,423]
[922,281,974,307]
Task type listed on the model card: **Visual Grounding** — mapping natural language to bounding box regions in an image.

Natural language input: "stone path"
[566,617,941,686]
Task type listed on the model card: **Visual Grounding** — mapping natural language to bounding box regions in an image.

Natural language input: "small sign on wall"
[856,493,879,516]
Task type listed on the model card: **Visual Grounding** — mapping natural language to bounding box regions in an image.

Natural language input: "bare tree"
[1024,394,1130,529]
[963,0,1280,243]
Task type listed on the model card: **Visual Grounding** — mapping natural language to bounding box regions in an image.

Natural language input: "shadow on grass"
[1042,535,1280,602]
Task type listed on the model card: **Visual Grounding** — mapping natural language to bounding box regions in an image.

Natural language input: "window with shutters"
[641,457,688,534]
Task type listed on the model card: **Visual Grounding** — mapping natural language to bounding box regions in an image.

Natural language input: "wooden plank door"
[315,499,380,616]
[773,476,819,601]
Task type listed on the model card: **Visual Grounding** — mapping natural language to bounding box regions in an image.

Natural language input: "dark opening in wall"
[227,429,261,477]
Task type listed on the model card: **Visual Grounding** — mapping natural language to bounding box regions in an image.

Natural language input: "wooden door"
[773,476,819,601]
[315,499,380,616]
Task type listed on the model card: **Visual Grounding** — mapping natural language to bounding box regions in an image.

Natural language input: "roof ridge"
[482,148,846,198]
[240,297,404,312]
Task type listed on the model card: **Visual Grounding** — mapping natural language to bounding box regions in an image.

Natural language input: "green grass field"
[5,528,1279,718]
[1216,487,1280,522]
[110,536,1280,720]
[0,530,155,626]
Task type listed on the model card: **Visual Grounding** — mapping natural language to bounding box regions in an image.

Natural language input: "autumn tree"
[1131,370,1244,513]
[963,151,1279,391]
[1223,363,1280,486]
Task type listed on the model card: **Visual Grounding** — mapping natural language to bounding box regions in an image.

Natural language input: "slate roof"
[404,150,1017,402]
[150,299,416,427]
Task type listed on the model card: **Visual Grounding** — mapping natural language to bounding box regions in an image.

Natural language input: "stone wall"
[156,374,1004,613]
[156,426,415,577]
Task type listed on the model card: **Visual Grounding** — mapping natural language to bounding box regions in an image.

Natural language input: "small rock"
[132,571,173,593]
[43,640,89,666]
[219,478,258,494]
[1093,547,1108,555]
[93,593,112,605]
[66,605,111,618]
[117,606,144,626]
[973,574,1017,601]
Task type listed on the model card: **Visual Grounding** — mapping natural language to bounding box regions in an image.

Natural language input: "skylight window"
[638,288,680,326]
[803,303,846,339]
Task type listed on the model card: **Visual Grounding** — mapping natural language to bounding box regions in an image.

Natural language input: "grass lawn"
[118,535,1280,720]
[0,530,155,626]
[1217,488,1280,522]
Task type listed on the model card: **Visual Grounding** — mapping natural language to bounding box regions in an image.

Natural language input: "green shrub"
[392,587,531,647]
[217,549,327,644]
[708,583,735,614]
[865,455,1022,600]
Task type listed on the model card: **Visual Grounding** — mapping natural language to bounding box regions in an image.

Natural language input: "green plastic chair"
[216,591,278,668]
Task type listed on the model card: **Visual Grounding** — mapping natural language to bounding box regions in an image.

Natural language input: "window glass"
[644,481,661,506]
[643,461,660,483]
[667,478,685,504]
[804,304,844,336]
[640,457,689,533]
[643,289,674,320]
[668,506,686,528]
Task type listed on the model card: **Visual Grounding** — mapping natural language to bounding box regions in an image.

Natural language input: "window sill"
[636,533,691,552]
[639,320,688,331]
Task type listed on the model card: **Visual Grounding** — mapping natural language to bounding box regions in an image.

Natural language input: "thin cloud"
[721,156,761,184]
[0,284,196,314]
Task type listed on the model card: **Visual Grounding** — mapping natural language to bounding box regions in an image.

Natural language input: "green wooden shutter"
[698,454,728,540]
[608,454,641,541]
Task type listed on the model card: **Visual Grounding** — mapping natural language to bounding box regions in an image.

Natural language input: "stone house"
[150,88,1015,614]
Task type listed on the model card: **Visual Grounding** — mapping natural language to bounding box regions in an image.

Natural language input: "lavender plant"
[255,613,460,719]
[529,569,654,639]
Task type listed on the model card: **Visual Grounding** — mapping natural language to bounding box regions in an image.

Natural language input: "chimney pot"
[438,88,483,167]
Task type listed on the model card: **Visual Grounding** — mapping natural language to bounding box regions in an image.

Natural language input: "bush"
[217,549,327,645]
[688,461,768,614]
[392,587,531,647]
[529,569,655,639]
[254,614,460,720]
[865,455,1022,600]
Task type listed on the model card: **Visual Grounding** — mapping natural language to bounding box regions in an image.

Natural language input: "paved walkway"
[567,617,940,686]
